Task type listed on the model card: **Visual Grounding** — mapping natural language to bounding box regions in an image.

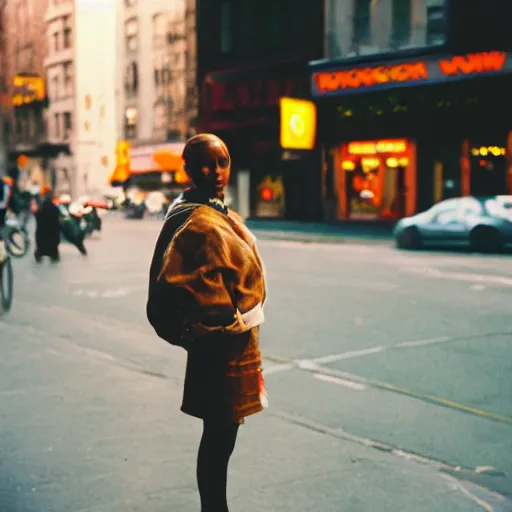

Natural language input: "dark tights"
[197,420,239,512]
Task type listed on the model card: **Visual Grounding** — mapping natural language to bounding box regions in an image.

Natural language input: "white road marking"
[441,474,495,512]
[309,346,385,365]
[314,373,366,390]
[262,363,295,376]
[393,336,451,348]
[296,335,463,369]
[402,267,512,286]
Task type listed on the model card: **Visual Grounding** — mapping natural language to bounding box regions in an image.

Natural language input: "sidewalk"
[114,211,395,245]
[0,316,505,512]
[245,219,395,245]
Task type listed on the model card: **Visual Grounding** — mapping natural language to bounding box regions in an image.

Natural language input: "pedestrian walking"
[33,186,61,263]
[147,133,268,512]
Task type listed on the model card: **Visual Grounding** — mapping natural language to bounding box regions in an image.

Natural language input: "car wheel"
[470,226,503,253]
[396,227,422,250]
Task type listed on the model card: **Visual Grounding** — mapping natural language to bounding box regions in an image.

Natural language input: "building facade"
[44,0,74,194]
[0,0,8,175]
[3,0,51,189]
[197,0,325,220]
[119,0,190,144]
[43,0,118,197]
[113,0,195,195]
[311,0,512,222]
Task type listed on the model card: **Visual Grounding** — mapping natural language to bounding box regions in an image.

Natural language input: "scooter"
[57,203,87,255]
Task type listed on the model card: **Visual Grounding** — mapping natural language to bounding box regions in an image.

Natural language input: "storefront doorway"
[337,139,416,220]
[469,144,508,196]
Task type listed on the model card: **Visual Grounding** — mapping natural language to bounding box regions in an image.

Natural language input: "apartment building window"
[52,75,60,100]
[125,61,138,96]
[54,113,60,138]
[220,1,232,54]
[124,107,137,139]
[353,0,371,46]
[63,16,72,49]
[426,5,445,46]
[53,32,60,52]
[258,0,281,52]
[125,18,138,52]
[391,0,411,47]
[63,112,72,139]
[63,62,72,97]
[153,13,166,46]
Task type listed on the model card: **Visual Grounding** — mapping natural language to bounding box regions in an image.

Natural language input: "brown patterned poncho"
[154,196,267,424]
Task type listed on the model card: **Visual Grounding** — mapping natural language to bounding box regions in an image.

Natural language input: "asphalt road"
[1,215,511,512]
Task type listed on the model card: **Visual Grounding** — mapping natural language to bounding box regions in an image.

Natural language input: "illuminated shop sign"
[347,139,408,155]
[279,97,317,150]
[471,146,506,157]
[311,51,511,97]
[12,75,46,106]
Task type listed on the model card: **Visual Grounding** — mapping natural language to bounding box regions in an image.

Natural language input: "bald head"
[182,134,229,167]
[182,133,231,198]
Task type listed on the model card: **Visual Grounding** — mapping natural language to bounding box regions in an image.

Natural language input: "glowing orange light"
[347,140,408,155]
[439,51,506,76]
[342,160,356,171]
[260,187,274,201]
[313,62,428,93]
[17,154,28,168]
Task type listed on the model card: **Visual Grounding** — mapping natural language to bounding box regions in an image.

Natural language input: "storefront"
[338,139,415,221]
[199,58,322,221]
[108,140,190,207]
[310,50,512,221]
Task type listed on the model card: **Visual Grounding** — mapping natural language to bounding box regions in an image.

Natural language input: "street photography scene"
[1,0,512,510]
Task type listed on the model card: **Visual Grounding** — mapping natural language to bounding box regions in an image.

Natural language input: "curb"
[253,230,393,246]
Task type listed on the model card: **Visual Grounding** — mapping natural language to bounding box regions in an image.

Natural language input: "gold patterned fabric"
[156,202,267,424]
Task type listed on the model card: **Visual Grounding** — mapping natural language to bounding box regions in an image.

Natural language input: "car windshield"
[485,196,512,220]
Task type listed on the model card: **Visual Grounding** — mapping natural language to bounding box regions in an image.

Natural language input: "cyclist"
[0,176,14,263]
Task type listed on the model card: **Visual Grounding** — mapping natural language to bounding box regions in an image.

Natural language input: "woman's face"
[188,141,231,199]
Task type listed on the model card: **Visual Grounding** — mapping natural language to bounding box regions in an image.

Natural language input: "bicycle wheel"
[5,227,29,258]
[0,257,13,313]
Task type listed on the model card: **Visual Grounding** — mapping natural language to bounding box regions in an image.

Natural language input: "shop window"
[220,1,232,54]
[353,0,371,46]
[391,0,411,48]
[125,18,138,52]
[63,16,72,49]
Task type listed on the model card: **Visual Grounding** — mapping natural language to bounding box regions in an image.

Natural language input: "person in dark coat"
[34,187,61,263]
[147,133,268,512]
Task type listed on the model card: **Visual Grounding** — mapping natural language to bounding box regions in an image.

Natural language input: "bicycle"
[0,210,30,258]
[0,252,13,314]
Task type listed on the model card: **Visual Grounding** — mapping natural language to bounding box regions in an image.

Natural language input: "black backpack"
[146,203,200,347]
